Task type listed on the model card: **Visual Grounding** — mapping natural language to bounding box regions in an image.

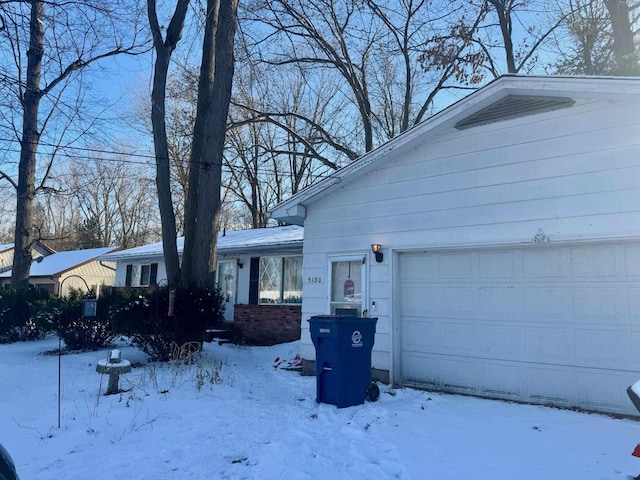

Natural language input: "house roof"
[269,74,640,225]
[0,246,118,278]
[98,225,304,262]
[0,241,56,255]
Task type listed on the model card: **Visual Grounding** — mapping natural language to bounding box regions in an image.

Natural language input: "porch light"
[236,258,244,268]
[371,244,383,263]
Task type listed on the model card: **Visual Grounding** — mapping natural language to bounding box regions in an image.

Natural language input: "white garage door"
[398,242,640,415]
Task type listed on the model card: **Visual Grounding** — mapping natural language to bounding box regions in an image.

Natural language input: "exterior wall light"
[236,258,244,268]
[371,244,383,263]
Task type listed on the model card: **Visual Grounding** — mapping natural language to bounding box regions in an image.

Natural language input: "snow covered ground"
[2,336,640,479]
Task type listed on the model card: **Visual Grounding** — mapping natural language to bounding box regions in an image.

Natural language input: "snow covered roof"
[98,225,304,262]
[0,241,56,255]
[270,74,640,225]
[0,246,118,278]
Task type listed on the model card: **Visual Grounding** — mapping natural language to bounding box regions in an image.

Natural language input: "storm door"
[217,261,237,321]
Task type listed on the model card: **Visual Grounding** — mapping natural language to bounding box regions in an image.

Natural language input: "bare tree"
[554,0,617,74]
[34,183,80,251]
[67,154,159,248]
[0,0,145,290]
[226,47,347,226]
[242,0,484,166]
[30,152,159,250]
[422,0,564,84]
[181,0,239,289]
[148,0,190,287]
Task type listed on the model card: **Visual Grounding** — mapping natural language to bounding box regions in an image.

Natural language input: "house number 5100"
[307,277,322,283]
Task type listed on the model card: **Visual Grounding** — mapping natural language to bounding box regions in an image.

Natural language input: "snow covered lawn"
[2,336,640,479]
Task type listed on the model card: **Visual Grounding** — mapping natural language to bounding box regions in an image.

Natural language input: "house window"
[125,263,158,287]
[258,256,302,304]
[330,259,364,316]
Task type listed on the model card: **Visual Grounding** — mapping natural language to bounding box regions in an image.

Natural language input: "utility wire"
[0,136,340,178]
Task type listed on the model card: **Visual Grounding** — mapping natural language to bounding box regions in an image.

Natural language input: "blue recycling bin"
[309,315,378,408]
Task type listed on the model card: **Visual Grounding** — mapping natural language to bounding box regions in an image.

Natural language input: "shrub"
[116,286,225,361]
[55,288,117,351]
[0,288,53,343]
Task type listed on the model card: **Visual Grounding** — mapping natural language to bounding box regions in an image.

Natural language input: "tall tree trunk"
[182,0,238,288]
[11,0,45,290]
[603,0,639,74]
[148,0,190,287]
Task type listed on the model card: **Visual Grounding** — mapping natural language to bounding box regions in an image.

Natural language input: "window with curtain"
[258,256,302,304]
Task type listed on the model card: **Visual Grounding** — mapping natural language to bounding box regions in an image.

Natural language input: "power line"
[0,136,341,178]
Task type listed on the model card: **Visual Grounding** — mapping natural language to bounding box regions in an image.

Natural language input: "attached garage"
[398,243,640,413]
[270,75,640,415]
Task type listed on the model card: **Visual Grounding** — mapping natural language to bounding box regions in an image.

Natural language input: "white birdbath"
[96,350,131,395]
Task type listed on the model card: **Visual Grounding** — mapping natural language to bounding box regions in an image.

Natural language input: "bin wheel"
[365,382,380,402]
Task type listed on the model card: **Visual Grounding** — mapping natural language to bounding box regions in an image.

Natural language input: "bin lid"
[308,315,377,323]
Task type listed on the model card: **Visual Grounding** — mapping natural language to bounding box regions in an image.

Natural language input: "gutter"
[99,260,116,271]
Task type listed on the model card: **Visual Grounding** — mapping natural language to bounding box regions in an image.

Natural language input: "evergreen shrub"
[55,288,119,351]
[115,286,225,362]
[0,288,53,343]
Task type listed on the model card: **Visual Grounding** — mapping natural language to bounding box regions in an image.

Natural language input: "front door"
[217,261,237,321]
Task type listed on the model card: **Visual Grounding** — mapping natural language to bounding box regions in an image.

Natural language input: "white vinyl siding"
[296,94,640,414]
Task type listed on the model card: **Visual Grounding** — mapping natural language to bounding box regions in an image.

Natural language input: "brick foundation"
[233,304,301,346]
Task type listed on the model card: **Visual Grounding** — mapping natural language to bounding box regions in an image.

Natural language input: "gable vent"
[455,95,575,130]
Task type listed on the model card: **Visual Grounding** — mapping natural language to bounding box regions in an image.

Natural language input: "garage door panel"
[401,285,441,316]
[434,321,478,355]
[523,287,572,318]
[522,249,564,278]
[577,370,631,410]
[524,326,572,364]
[525,366,575,405]
[478,251,516,278]
[573,287,623,322]
[401,353,475,393]
[574,328,629,367]
[400,254,439,280]
[628,288,640,321]
[401,317,444,353]
[570,245,617,277]
[478,286,517,317]
[477,324,522,359]
[480,362,523,399]
[440,286,475,314]
[399,243,640,415]
[631,331,640,364]
[624,244,640,276]
[439,253,474,278]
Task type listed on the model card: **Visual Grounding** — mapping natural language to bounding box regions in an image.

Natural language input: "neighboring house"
[98,226,304,345]
[0,246,118,296]
[270,75,640,416]
[0,241,55,274]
